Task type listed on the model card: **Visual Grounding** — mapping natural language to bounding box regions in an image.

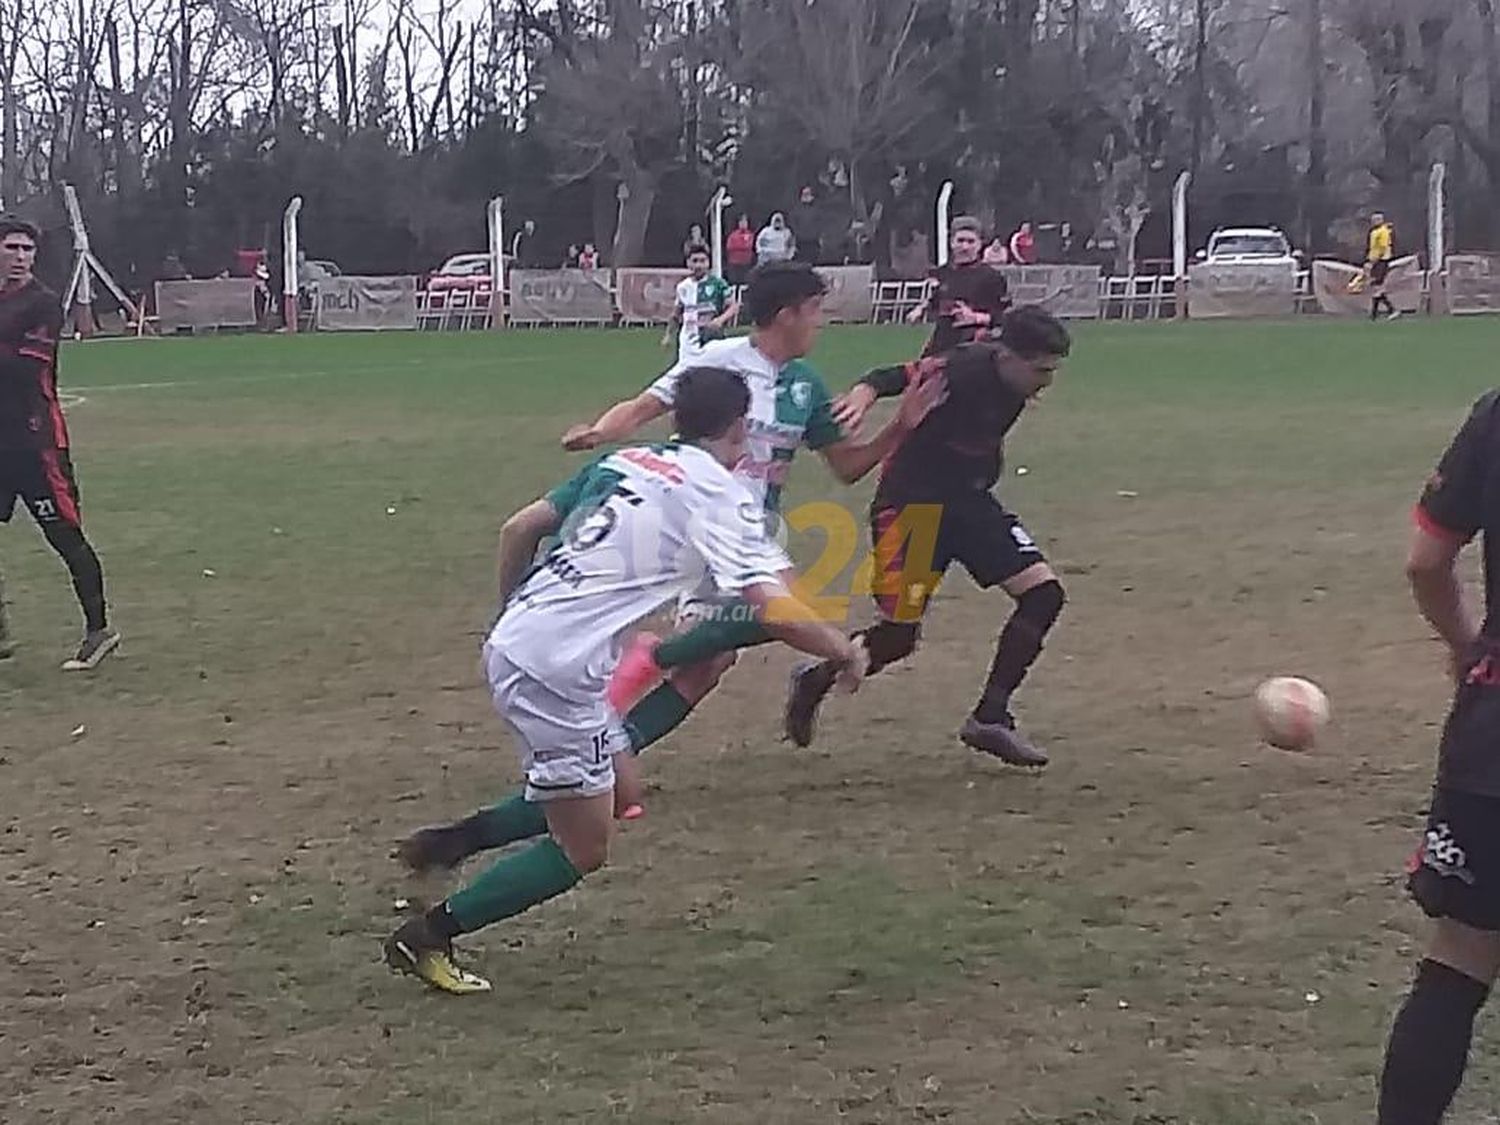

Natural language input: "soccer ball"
[1253,676,1330,751]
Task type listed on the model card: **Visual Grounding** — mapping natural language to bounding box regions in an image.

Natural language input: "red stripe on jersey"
[1412,503,1470,544]
[39,448,80,526]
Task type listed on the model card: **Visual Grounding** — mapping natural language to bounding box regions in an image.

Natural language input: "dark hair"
[996,305,1071,359]
[685,243,711,260]
[951,216,983,236]
[0,216,40,243]
[674,368,751,442]
[743,260,827,327]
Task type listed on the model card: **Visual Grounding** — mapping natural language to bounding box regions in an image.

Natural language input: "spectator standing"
[756,213,796,264]
[1009,221,1037,265]
[793,186,822,264]
[578,243,600,270]
[725,215,755,284]
[683,224,707,260]
[510,220,537,268]
[983,237,1011,266]
[563,244,581,269]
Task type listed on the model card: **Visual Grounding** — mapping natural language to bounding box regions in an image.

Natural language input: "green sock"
[653,612,772,670]
[625,682,694,753]
[445,836,582,934]
[463,792,548,850]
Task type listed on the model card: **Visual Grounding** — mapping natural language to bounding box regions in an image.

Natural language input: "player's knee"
[1016,579,1065,634]
[561,832,610,875]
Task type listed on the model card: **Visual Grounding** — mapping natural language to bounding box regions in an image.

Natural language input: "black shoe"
[784,660,838,748]
[396,824,474,874]
[959,715,1049,768]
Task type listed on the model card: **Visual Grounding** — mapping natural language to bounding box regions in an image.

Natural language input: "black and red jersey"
[875,344,1027,506]
[0,280,67,450]
[922,262,1011,356]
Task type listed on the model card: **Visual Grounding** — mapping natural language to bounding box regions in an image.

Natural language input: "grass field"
[3,317,1498,1124]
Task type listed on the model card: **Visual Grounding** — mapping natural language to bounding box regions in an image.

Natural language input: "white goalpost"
[487,194,505,328]
[708,186,733,279]
[60,183,142,335]
[282,196,303,331]
[935,180,954,267]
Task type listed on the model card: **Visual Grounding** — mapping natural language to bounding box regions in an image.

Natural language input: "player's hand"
[904,302,928,324]
[832,639,868,694]
[950,300,989,328]
[561,423,602,452]
[660,331,673,348]
[832,383,878,433]
[896,366,948,431]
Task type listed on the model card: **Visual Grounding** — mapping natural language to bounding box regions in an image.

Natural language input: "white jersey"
[488,442,790,703]
[647,337,842,514]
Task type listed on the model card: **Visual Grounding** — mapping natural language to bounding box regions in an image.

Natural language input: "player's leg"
[612,588,777,755]
[1378,787,1500,1124]
[0,564,10,660]
[386,651,621,994]
[0,457,22,659]
[783,502,949,747]
[18,449,117,670]
[952,496,1064,767]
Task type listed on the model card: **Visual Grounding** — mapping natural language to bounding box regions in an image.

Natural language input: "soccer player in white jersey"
[664,243,737,363]
[560,261,943,767]
[385,368,869,994]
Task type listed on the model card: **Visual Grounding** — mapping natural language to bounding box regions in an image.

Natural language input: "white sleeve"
[647,361,684,405]
[684,476,790,594]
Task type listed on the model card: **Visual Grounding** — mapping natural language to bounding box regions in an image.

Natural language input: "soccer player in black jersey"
[1377,389,1500,1124]
[0,217,117,669]
[907,216,1012,356]
[784,305,1070,767]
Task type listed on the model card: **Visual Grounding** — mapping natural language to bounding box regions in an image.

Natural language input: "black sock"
[41,523,107,632]
[858,620,920,675]
[1378,958,1491,1125]
[973,581,1064,724]
[800,621,918,703]
[425,901,464,941]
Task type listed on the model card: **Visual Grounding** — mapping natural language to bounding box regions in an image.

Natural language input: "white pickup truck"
[1198,227,1300,266]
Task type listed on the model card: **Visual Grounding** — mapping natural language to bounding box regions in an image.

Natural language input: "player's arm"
[830,361,916,433]
[497,498,562,605]
[561,389,671,452]
[710,293,739,328]
[1407,393,1495,673]
[905,278,936,324]
[818,371,947,484]
[662,291,685,347]
[689,487,866,686]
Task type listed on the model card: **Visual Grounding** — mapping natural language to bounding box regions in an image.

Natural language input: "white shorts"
[483,644,629,803]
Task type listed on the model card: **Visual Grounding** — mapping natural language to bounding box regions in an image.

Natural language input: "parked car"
[1196,227,1300,266]
[306,258,342,278]
[428,252,501,292]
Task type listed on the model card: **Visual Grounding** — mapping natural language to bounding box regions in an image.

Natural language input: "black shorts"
[870,493,1045,623]
[1407,787,1500,931]
[1370,260,1391,287]
[0,447,83,529]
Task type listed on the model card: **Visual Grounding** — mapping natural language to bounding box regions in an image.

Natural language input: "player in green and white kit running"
[386,368,868,994]
[664,243,737,363]
[562,261,944,769]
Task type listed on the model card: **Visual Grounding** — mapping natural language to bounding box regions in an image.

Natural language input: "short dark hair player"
[784,305,1072,767]
[0,217,118,669]
[1377,388,1500,1123]
[907,216,1012,356]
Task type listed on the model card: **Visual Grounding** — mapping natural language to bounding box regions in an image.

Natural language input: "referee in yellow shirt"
[1367,212,1399,321]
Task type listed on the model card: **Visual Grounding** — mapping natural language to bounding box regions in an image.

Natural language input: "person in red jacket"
[1009,221,1037,265]
[725,215,755,285]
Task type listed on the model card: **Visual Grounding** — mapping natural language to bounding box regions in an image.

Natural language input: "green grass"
[2,318,1499,1124]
